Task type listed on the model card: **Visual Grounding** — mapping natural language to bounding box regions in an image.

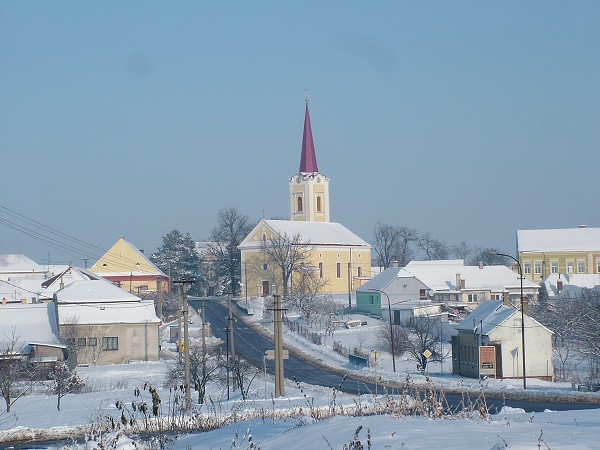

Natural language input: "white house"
[452,300,554,381]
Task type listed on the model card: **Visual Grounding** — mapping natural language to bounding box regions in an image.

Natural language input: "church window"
[262,263,268,271]
[336,263,341,278]
[262,233,267,242]
[316,196,322,212]
[357,266,363,277]
[297,196,303,212]
[319,262,323,278]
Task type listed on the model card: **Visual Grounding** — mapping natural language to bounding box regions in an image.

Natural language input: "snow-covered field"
[1,301,599,449]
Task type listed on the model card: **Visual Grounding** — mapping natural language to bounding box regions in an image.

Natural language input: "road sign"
[423,349,432,359]
[265,349,289,360]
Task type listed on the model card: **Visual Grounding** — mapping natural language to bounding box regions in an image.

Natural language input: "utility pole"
[347,262,352,310]
[173,279,195,408]
[273,293,285,397]
[227,292,235,358]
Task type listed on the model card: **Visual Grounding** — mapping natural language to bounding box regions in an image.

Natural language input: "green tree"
[151,230,201,294]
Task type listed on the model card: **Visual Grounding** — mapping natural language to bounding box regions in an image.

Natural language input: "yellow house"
[89,236,169,295]
[239,99,371,298]
[517,226,600,282]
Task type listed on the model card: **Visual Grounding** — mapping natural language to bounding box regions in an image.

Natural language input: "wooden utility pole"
[273,294,285,397]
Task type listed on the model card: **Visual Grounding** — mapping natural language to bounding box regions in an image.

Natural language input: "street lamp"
[369,288,396,372]
[495,252,527,390]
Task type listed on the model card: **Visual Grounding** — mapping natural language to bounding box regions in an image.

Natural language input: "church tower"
[289,99,331,222]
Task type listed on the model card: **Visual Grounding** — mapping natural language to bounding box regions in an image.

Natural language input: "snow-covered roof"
[517,227,600,252]
[543,273,600,297]
[58,299,160,325]
[56,279,143,303]
[403,260,539,291]
[0,254,48,275]
[0,303,61,349]
[454,300,516,335]
[357,267,404,292]
[0,267,107,302]
[241,219,370,248]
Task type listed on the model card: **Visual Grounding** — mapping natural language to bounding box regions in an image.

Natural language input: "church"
[239,100,371,300]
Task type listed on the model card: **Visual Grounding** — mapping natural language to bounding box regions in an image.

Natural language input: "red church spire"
[299,98,318,174]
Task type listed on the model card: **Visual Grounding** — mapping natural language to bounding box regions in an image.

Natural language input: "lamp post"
[495,252,527,390]
[369,288,396,372]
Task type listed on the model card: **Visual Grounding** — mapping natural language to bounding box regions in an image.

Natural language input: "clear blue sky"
[1,1,599,265]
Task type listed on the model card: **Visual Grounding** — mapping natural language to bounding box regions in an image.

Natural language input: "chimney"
[392,260,399,268]
[479,261,483,269]
[21,298,27,304]
[502,290,511,307]
[140,249,145,254]
[2,298,6,304]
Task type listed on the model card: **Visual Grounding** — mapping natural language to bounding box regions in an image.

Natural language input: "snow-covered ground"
[1,299,599,449]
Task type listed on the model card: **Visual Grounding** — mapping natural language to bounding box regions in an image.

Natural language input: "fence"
[283,317,322,345]
[333,340,372,366]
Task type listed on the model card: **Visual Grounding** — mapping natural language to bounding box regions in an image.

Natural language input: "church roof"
[299,99,318,174]
[240,219,371,248]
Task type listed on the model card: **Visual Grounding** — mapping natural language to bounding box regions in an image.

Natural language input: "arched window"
[262,263,268,271]
[262,233,267,242]
[297,196,303,212]
[357,266,363,277]
[336,262,341,278]
[319,262,323,278]
[316,196,322,212]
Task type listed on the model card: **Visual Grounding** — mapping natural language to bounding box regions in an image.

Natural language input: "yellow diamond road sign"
[423,349,432,359]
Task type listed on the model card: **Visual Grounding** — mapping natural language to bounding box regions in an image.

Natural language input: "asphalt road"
[190,297,600,414]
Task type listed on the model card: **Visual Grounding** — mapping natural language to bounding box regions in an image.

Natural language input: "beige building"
[56,279,160,365]
[239,100,371,298]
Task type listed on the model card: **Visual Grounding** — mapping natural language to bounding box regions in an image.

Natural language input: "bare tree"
[372,223,418,269]
[417,233,449,261]
[377,323,409,355]
[286,265,330,321]
[468,247,510,266]
[400,315,444,371]
[261,232,313,297]
[167,342,220,404]
[229,354,259,400]
[210,208,255,296]
[49,362,84,411]
[451,241,472,260]
[0,328,30,413]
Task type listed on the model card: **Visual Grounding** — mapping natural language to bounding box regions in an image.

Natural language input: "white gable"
[58,299,159,325]
[56,279,142,303]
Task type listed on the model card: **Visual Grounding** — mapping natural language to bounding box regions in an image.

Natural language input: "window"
[578,260,585,273]
[369,295,374,305]
[102,337,118,351]
[357,266,363,277]
[468,293,478,303]
[316,196,322,212]
[66,338,75,347]
[77,338,87,347]
[319,262,323,278]
[596,259,600,273]
[419,289,427,299]
[262,233,266,242]
[138,285,148,292]
[491,294,501,300]
[297,196,303,212]
[524,263,531,274]
[262,263,268,271]
[336,262,341,278]
[551,261,558,274]
[534,262,542,275]
[567,261,574,273]
[89,337,97,347]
